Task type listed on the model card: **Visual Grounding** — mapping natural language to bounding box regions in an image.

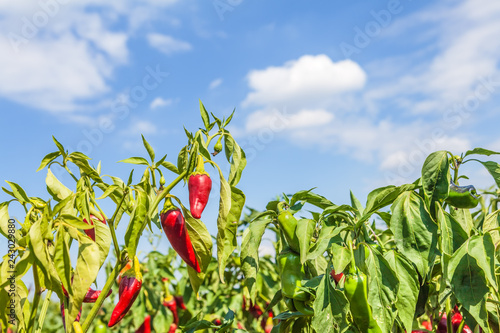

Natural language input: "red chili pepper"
[451,311,472,333]
[237,322,245,330]
[188,156,212,219]
[83,214,106,241]
[421,321,432,331]
[437,313,447,333]
[135,315,151,333]
[174,295,187,310]
[160,199,201,273]
[163,295,179,325]
[62,283,112,303]
[108,257,143,328]
[213,319,222,326]
[330,269,344,284]
[168,323,177,333]
[260,311,274,331]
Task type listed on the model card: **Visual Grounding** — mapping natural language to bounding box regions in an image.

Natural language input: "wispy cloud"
[209,78,223,89]
[147,33,192,55]
[150,97,173,109]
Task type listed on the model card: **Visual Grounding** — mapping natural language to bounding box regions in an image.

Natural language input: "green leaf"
[212,162,232,283]
[389,191,438,279]
[52,136,66,156]
[161,161,180,175]
[476,160,500,188]
[329,244,351,275]
[307,225,346,261]
[217,186,245,283]
[142,135,155,162]
[199,100,210,130]
[46,168,73,202]
[223,109,235,127]
[36,151,61,171]
[296,219,315,264]
[5,181,30,204]
[69,232,100,326]
[448,235,492,330]
[195,132,212,161]
[179,203,213,297]
[93,216,112,268]
[311,275,350,333]
[224,134,246,187]
[449,207,474,235]
[124,186,149,259]
[60,214,93,230]
[483,210,500,248]
[464,148,500,158]
[350,190,364,218]
[118,157,150,165]
[155,154,168,168]
[365,248,399,333]
[54,227,72,296]
[361,184,416,223]
[436,203,468,255]
[290,189,335,209]
[421,151,450,212]
[0,202,20,240]
[96,184,121,200]
[241,216,272,302]
[384,251,419,333]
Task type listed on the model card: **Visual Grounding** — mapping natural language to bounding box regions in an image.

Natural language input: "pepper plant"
[0,101,247,333]
[241,149,500,332]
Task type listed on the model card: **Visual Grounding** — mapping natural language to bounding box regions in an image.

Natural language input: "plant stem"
[104,190,128,260]
[28,263,41,333]
[80,263,122,332]
[149,171,187,218]
[34,290,52,333]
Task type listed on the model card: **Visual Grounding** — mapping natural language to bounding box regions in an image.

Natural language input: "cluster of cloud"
[0,0,187,113]
[238,0,500,180]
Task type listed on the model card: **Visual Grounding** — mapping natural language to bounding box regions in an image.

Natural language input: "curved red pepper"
[108,257,143,328]
[188,156,212,219]
[135,315,151,333]
[168,323,177,333]
[83,214,106,241]
[451,311,472,333]
[330,269,344,284]
[62,283,112,303]
[163,295,179,325]
[174,295,187,310]
[161,200,201,273]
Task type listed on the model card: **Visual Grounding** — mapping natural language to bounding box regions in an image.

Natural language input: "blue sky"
[2,0,500,261]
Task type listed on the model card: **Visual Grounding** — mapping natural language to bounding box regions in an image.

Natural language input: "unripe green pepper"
[445,181,480,209]
[344,266,381,333]
[293,299,314,316]
[277,202,300,253]
[283,297,296,312]
[278,249,309,301]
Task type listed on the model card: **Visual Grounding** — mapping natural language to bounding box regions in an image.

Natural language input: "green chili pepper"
[344,265,381,333]
[293,299,314,316]
[445,181,480,209]
[278,249,309,301]
[283,297,296,312]
[277,202,300,253]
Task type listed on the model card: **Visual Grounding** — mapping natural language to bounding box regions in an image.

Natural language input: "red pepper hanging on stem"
[188,155,212,219]
[161,198,201,273]
[108,256,143,328]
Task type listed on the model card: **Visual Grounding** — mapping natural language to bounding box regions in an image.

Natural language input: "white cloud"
[0,1,179,113]
[209,78,223,89]
[150,97,173,109]
[242,55,366,108]
[127,120,158,135]
[147,33,192,55]
[245,109,334,133]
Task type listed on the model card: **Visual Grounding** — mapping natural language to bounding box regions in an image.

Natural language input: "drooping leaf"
[421,151,450,211]
[312,274,350,333]
[389,191,438,279]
